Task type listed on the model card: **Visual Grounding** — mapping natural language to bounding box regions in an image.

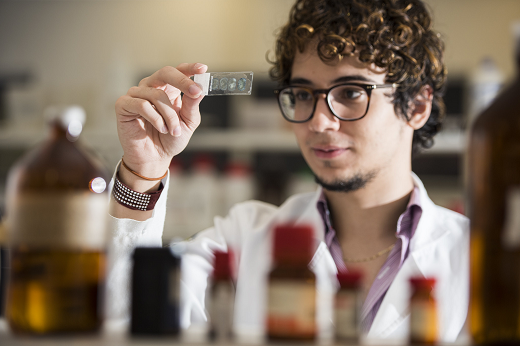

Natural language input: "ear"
[407,85,433,130]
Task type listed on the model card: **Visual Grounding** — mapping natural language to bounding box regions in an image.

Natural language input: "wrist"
[119,158,169,193]
[121,156,171,178]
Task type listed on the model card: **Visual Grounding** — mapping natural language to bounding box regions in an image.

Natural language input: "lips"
[311,146,348,159]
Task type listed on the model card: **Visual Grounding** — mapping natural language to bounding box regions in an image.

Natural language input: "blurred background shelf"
[0,126,465,154]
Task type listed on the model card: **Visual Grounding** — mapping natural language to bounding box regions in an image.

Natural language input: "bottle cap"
[169,157,184,174]
[273,224,314,264]
[337,270,363,288]
[44,105,86,140]
[192,154,216,172]
[410,277,436,290]
[213,250,234,281]
[225,162,251,177]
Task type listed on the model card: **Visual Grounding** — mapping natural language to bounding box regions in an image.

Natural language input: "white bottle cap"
[44,105,86,140]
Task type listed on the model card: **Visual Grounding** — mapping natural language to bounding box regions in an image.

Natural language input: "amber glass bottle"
[5,106,109,335]
[409,278,438,345]
[468,38,520,344]
[208,250,235,341]
[267,224,316,341]
[335,271,363,343]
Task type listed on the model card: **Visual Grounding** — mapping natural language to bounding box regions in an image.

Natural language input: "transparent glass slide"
[192,72,253,96]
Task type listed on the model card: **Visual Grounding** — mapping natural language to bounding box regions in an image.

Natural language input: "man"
[107,0,469,342]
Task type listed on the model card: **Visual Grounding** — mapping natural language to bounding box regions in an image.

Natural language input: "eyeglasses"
[275,82,399,123]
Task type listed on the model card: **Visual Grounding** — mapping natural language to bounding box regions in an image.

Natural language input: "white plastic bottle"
[183,155,220,237]
[467,57,503,127]
[221,161,255,216]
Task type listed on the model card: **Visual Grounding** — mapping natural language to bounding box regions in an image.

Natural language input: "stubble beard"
[313,169,377,193]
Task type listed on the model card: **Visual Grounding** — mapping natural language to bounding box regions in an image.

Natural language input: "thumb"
[179,94,204,131]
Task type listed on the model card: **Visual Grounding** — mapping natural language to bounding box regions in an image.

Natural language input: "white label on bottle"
[267,280,316,337]
[502,188,520,249]
[335,290,359,340]
[7,192,108,249]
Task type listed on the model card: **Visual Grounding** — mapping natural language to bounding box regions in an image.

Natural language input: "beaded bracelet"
[112,173,163,211]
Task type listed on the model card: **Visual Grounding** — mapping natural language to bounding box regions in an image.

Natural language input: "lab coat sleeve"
[104,166,169,322]
[178,200,278,329]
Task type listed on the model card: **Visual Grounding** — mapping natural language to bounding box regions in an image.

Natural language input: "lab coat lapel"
[367,174,450,341]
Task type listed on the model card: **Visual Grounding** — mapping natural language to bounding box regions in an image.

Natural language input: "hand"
[115,63,207,179]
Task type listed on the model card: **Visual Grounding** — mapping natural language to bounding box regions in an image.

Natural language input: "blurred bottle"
[4,105,109,334]
[0,218,6,317]
[468,28,520,344]
[221,160,255,216]
[208,250,235,341]
[267,224,316,341]
[130,247,181,335]
[183,155,220,237]
[335,271,363,343]
[409,277,438,345]
[466,57,503,128]
[163,158,189,240]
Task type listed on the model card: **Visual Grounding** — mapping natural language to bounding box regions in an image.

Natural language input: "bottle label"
[502,188,520,249]
[267,280,316,337]
[410,299,437,343]
[8,192,108,249]
[335,290,359,339]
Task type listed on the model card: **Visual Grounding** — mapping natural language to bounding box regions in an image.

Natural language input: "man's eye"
[295,90,312,101]
[342,89,362,100]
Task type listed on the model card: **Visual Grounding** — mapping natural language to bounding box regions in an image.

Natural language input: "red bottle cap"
[213,250,234,281]
[273,224,314,264]
[337,270,363,288]
[193,154,216,172]
[410,277,436,290]
[225,162,251,177]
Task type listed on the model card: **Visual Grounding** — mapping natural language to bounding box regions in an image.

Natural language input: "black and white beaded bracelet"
[112,173,163,211]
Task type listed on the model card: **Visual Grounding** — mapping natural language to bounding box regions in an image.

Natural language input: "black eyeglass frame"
[274,82,399,123]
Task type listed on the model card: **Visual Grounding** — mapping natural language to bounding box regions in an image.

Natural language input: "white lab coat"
[106,170,469,344]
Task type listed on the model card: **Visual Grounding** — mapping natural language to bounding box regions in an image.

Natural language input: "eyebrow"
[289,75,377,86]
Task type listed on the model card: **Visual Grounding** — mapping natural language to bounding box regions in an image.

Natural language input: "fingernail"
[173,126,182,137]
[161,125,169,134]
[189,84,202,97]
[194,63,206,71]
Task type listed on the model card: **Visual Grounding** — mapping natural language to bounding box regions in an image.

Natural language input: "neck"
[324,167,414,243]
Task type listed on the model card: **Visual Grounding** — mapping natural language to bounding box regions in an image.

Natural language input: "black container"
[131,247,181,335]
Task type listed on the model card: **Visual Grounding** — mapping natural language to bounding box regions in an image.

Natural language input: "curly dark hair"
[269,0,447,154]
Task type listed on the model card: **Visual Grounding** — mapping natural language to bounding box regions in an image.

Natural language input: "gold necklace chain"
[343,243,396,263]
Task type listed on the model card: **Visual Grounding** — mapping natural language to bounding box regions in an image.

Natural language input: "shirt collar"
[317,183,423,240]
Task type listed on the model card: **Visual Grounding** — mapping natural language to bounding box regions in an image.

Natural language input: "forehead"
[290,49,387,85]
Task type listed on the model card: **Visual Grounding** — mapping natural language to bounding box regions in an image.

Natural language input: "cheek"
[357,110,406,156]
[291,123,308,145]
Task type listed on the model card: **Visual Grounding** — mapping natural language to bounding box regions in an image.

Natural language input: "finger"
[127,86,181,137]
[140,63,208,99]
[178,94,204,131]
[117,95,170,135]
[176,62,208,77]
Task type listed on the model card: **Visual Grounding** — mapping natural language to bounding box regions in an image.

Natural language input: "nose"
[308,95,341,132]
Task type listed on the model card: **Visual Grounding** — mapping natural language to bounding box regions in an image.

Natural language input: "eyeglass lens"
[278,85,369,122]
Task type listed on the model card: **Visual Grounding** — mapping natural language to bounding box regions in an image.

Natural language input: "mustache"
[305,134,354,147]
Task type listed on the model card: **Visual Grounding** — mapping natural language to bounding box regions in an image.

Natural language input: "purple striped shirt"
[317,185,422,332]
